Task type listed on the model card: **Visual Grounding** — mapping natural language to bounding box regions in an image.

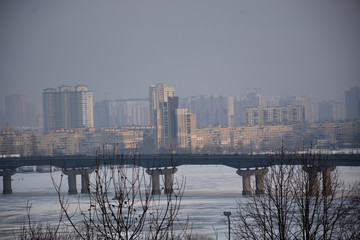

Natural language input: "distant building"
[94,100,111,127]
[234,92,265,125]
[149,83,174,126]
[245,105,305,126]
[149,83,177,150]
[43,85,94,130]
[279,95,313,123]
[5,94,38,128]
[0,110,6,129]
[189,95,234,128]
[345,87,360,121]
[317,101,345,122]
[176,108,197,152]
[94,99,150,127]
[113,99,150,126]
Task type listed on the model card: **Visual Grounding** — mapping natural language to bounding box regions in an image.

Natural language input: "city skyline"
[1,84,359,130]
[2,83,359,112]
[1,1,360,111]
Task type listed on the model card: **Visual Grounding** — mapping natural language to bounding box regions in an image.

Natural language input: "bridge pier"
[0,170,16,194]
[303,166,336,197]
[255,168,269,195]
[160,168,178,194]
[236,169,256,196]
[236,168,268,196]
[63,169,94,195]
[146,169,161,195]
[322,166,336,196]
[146,168,177,195]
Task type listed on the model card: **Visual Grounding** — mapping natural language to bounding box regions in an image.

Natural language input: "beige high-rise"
[149,83,176,149]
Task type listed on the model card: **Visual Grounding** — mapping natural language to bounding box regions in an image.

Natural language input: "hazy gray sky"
[1,0,359,110]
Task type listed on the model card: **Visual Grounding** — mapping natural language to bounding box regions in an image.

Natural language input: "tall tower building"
[114,99,150,126]
[43,85,94,130]
[149,83,176,150]
[190,95,234,128]
[94,100,111,127]
[149,83,174,126]
[318,101,346,122]
[176,108,197,152]
[345,87,360,121]
[5,94,38,128]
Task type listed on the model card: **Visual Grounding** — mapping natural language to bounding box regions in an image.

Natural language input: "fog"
[1,0,360,110]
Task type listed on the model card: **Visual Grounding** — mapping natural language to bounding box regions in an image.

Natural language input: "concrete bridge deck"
[1,154,359,195]
[1,153,359,171]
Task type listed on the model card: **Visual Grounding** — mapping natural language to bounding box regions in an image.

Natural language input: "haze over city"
[1,0,360,111]
[1,2,360,239]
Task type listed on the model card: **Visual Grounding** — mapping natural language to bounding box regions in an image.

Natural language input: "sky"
[1,0,360,111]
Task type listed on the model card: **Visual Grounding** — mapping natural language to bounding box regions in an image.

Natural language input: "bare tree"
[233,149,360,240]
[51,152,187,239]
[17,202,79,240]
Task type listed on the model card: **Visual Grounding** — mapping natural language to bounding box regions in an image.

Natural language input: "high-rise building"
[0,110,6,129]
[95,99,150,127]
[279,95,314,123]
[245,105,305,126]
[94,100,111,127]
[318,101,346,122]
[149,84,177,149]
[149,83,174,126]
[190,95,234,128]
[43,85,94,130]
[234,92,264,125]
[5,94,38,128]
[176,108,197,152]
[345,87,360,121]
[114,99,150,126]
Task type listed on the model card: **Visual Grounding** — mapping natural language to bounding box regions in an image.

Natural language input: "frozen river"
[1,165,359,239]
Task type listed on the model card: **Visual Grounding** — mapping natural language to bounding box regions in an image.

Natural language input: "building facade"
[189,95,234,128]
[149,83,174,126]
[176,108,197,152]
[318,101,346,122]
[149,84,177,149]
[246,105,305,126]
[43,85,94,130]
[345,87,360,121]
[5,94,38,128]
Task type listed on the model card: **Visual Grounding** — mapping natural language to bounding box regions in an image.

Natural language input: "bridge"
[1,154,359,196]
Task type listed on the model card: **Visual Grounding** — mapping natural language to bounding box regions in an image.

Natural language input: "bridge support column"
[160,168,178,194]
[1,170,16,194]
[146,169,161,195]
[255,168,269,195]
[237,168,268,196]
[67,172,77,195]
[64,169,94,195]
[303,166,319,197]
[322,166,336,197]
[81,169,94,194]
[303,166,336,197]
[236,169,256,196]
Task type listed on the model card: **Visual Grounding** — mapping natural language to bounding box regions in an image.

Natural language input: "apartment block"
[149,84,177,150]
[345,87,360,121]
[196,126,232,153]
[246,105,305,126]
[318,101,346,122]
[190,95,234,128]
[176,108,197,152]
[5,94,38,128]
[43,85,94,130]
